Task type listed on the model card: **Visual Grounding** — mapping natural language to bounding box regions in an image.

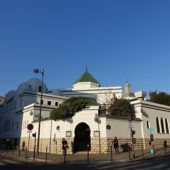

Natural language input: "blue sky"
[0,0,170,96]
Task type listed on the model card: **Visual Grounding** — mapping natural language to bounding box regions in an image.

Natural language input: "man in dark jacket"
[62,138,68,154]
[113,137,119,154]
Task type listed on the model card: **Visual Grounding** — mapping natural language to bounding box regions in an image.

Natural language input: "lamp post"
[33,68,44,155]
[128,113,135,158]
[94,113,101,153]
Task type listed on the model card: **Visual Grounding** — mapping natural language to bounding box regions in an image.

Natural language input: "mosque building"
[0,69,170,154]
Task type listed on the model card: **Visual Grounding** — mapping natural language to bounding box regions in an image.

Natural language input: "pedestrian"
[113,136,119,154]
[22,141,25,151]
[62,138,68,155]
[62,138,68,163]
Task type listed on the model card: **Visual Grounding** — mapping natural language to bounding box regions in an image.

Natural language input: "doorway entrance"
[74,123,91,152]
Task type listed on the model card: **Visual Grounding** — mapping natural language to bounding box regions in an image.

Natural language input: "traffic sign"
[150,148,155,155]
[27,123,34,131]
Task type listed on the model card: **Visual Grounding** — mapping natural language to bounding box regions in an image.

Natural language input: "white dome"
[17,83,30,93]
[17,78,48,93]
[6,90,16,100]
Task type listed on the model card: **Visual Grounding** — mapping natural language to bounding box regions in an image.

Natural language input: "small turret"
[123,82,135,98]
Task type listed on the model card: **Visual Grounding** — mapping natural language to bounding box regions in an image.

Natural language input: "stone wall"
[9,137,170,154]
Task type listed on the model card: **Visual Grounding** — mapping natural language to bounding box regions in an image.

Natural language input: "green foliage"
[149,91,170,106]
[50,97,98,120]
[108,99,134,119]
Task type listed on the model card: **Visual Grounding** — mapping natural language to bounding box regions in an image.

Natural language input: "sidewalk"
[0,147,170,165]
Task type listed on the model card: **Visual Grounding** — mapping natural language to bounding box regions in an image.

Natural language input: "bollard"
[12,149,14,155]
[33,145,36,160]
[18,146,20,156]
[87,144,90,164]
[164,141,167,155]
[45,146,48,163]
[87,149,89,164]
[132,149,135,158]
[6,147,8,154]
[141,143,144,159]
[153,145,155,156]
[128,144,131,159]
[164,146,167,155]
[63,149,67,164]
[25,147,27,159]
[110,145,113,162]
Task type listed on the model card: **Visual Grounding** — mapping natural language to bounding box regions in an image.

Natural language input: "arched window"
[165,119,169,134]
[56,126,60,131]
[106,125,111,130]
[161,118,165,133]
[156,117,160,133]
[147,121,150,129]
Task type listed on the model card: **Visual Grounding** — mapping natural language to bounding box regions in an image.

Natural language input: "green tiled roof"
[74,71,99,84]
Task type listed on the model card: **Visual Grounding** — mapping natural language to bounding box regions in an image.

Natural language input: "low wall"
[1,137,169,154]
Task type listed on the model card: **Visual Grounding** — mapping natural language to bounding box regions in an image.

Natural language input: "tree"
[108,99,134,119]
[149,91,170,106]
[50,97,98,121]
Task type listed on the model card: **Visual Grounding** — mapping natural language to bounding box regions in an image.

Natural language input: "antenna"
[85,64,88,71]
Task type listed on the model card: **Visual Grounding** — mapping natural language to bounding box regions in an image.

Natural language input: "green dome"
[74,71,100,84]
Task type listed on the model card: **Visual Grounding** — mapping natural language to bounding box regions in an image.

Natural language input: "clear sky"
[0,0,170,96]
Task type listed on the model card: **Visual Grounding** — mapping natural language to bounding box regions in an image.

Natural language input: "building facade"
[0,70,170,153]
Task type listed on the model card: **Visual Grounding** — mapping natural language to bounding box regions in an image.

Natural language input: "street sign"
[27,123,34,131]
[150,148,155,155]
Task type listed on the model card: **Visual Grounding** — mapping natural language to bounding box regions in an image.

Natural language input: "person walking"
[113,136,119,154]
[62,138,68,163]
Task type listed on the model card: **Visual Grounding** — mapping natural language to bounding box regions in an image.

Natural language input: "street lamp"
[128,112,135,158]
[94,113,101,153]
[33,68,44,155]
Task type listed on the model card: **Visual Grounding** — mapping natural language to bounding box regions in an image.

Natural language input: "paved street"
[1,152,170,170]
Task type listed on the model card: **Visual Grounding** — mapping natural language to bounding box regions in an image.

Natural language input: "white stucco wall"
[106,118,142,138]
[132,100,170,139]
[73,82,99,89]
[0,91,66,139]
[20,106,105,140]
[63,86,122,104]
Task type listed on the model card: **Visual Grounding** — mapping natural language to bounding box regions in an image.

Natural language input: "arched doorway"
[74,123,91,152]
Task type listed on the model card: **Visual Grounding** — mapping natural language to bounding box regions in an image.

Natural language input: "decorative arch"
[74,122,91,152]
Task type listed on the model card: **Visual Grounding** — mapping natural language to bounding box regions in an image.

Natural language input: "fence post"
[87,150,89,164]
[164,141,167,155]
[11,148,14,155]
[133,146,135,158]
[33,145,36,160]
[153,144,155,156]
[87,144,90,164]
[128,144,131,159]
[25,147,27,159]
[141,143,144,159]
[63,149,67,164]
[110,145,113,162]
[18,145,20,156]
[164,146,167,155]
[45,146,48,163]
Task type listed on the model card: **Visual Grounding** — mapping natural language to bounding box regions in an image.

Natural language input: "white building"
[0,78,67,149]
[0,70,170,153]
